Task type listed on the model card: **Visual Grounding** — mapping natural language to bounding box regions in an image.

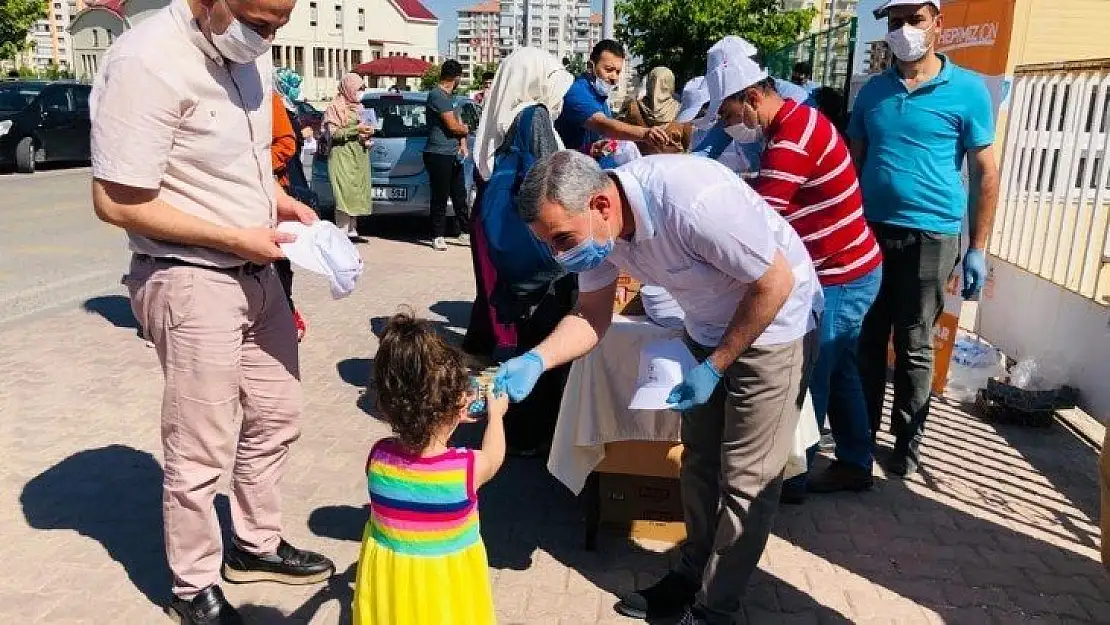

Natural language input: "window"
[313,47,325,77]
[358,8,365,31]
[41,88,73,113]
[373,50,382,60]
[309,1,317,26]
[294,46,305,76]
[271,46,282,66]
[351,50,362,67]
[92,29,99,47]
[70,86,90,113]
[363,97,428,138]
[107,30,113,44]
[335,4,342,28]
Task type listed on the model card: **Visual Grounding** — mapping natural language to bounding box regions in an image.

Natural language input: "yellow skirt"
[352,523,496,625]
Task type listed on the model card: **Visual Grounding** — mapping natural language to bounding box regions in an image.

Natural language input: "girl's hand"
[486,390,509,421]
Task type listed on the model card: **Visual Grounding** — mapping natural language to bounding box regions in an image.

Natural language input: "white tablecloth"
[546,315,818,495]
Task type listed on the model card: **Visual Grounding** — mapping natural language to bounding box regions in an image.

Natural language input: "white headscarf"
[474,47,574,181]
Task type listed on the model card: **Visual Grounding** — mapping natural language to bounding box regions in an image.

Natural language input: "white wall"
[978,257,1110,421]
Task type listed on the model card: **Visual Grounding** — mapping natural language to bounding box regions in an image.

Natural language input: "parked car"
[310,91,481,218]
[0,80,91,173]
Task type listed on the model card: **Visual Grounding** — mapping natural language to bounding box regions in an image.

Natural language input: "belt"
[136,254,269,275]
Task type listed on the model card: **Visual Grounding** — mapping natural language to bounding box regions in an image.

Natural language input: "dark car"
[0,80,92,173]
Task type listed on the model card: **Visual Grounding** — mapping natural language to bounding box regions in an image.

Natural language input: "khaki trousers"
[126,254,302,599]
[1101,428,1109,574]
[677,331,817,624]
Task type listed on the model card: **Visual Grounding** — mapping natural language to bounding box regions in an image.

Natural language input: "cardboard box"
[613,272,644,315]
[596,441,684,479]
[598,473,686,544]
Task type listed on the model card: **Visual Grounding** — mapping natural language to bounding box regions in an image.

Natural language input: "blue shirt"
[555,74,612,152]
[848,55,995,234]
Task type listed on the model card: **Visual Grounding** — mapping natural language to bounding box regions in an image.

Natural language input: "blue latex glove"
[962,248,988,299]
[493,350,545,402]
[665,360,723,412]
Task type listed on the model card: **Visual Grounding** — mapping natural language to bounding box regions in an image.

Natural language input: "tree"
[562,53,587,77]
[0,0,47,63]
[419,63,441,91]
[616,0,815,84]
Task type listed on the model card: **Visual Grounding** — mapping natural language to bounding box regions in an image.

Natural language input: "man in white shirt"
[494,151,822,624]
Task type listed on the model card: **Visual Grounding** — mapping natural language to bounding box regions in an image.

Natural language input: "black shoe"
[807,460,875,494]
[676,606,710,625]
[780,481,808,505]
[615,571,699,620]
[223,539,334,586]
[883,453,919,478]
[167,586,243,625]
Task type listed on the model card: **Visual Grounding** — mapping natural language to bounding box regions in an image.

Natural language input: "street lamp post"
[602,0,614,40]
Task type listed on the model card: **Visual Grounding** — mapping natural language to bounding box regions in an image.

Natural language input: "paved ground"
[0,169,1107,624]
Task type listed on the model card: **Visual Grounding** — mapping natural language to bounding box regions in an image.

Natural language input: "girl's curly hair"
[372,311,471,453]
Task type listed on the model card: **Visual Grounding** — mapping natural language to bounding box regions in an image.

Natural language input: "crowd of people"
[84,0,1104,624]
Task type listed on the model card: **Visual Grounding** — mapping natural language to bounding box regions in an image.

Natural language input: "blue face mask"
[556,213,614,273]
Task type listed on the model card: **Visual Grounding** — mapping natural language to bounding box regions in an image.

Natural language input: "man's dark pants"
[858,223,960,464]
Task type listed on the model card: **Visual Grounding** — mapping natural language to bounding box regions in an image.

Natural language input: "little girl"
[354,312,508,625]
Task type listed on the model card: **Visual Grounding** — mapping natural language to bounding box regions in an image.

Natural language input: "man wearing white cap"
[850,0,999,477]
[706,48,883,501]
[495,150,822,624]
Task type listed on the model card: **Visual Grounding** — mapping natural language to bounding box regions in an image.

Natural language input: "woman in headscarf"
[324,73,373,240]
[618,66,692,155]
[466,47,577,456]
[271,68,311,340]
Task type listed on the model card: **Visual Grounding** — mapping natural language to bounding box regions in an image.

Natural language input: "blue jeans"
[788,265,882,485]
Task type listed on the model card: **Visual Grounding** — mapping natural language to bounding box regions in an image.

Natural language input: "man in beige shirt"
[90,1,334,623]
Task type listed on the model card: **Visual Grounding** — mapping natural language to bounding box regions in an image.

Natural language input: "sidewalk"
[0,235,1106,624]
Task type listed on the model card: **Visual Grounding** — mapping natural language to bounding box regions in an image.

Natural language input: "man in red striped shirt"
[715,63,883,500]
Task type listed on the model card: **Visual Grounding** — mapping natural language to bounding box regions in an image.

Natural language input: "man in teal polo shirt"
[849,0,1000,477]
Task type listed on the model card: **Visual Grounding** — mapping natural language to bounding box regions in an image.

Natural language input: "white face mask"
[725,122,762,144]
[209,0,272,64]
[885,24,932,63]
[593,76,616,97]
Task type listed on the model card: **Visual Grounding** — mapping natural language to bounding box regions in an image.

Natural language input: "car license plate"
[372,186,407,201]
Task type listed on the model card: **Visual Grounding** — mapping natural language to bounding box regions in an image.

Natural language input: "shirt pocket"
[179,102,252,169]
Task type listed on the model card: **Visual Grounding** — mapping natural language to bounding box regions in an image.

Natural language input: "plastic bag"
[1009,358,1067,391]
[945,335,1005,402]
[784,391,820,479]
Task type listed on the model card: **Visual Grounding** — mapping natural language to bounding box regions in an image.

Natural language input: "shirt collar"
[883,53,952,91]
[768,98,800,137]
[608,168,655,244]
[171,0,225,65]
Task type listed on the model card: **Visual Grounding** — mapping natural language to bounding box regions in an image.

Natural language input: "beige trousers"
[126,255,302,599]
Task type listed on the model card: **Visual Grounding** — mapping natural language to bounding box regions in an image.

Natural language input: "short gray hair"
[518,150,611,223]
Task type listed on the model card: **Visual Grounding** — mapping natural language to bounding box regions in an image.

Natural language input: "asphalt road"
[0,167,131,326]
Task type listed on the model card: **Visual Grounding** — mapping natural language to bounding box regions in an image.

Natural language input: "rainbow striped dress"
[353,438,495,625]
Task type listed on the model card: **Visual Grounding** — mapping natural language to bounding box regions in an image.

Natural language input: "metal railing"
[764,18,857,100]
[991,60,1110,304]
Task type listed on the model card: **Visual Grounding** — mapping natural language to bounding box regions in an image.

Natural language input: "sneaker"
[292,309,307,343]
[675,607,710,625]
[455,233,471,246]
[167,586,243,625]
[807,460,874,494]
[222,539,334,586]
[615,571,699,620]
[432,237,448,251]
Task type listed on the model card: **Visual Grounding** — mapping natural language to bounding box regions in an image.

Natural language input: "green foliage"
[0,0,47,62]
[615,0,815,84]
[561,53,587,77]
[11,63,74,79]
[419,63,441,91]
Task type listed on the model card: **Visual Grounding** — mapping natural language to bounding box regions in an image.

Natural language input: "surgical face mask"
[555,211,614,273]
[885,24,932,63]
[593,76,616,97]
[725,122,762,144]
[209,0,272,64]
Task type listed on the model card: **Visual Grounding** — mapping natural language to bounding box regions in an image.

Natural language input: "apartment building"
[864,39,893,75]
[499,0,593,64]
[23,0,81,70]
[455,0,500,81]
[814,0,857,30]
